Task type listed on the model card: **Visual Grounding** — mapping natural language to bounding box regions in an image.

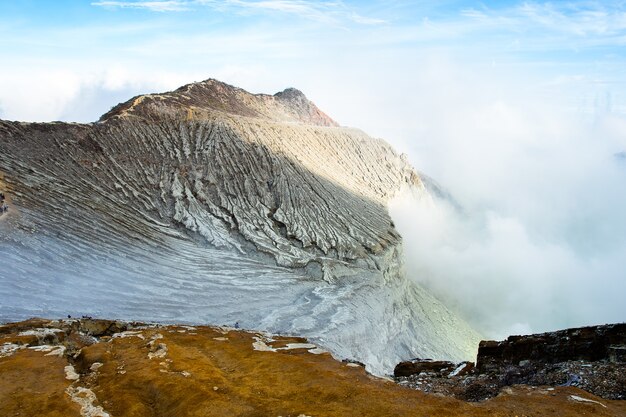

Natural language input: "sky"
[1,0,625,338]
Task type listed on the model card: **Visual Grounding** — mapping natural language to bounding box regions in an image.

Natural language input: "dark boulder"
[77,319,127,337]
[609,345,626,363]
[394,359,457,377]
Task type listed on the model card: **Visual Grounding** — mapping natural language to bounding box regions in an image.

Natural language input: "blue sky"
[1,1,626,335]
[1,1,626,124]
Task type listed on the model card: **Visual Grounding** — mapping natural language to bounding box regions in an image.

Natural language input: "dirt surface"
[1,318,625,417]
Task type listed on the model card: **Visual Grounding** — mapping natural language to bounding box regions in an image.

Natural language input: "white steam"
[389,69,626,339]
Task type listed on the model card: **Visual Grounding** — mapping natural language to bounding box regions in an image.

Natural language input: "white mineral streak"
[147,333,168,359]
[0,343,23,358]
[283,343,317,350]
[28,345,54,352]
[252,336,276,352]
[28,344,66,357]
[90,362,103,371]
[18,328,63,338]
[111,330,145,340]
[66,386,111,417]
[569,395,607,408]
[65,365,80,381]
[0,79,480,375]
[449,362,468,377]
[251,338,328,355]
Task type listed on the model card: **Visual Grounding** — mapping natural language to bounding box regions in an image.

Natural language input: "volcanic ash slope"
[0,79,479,375]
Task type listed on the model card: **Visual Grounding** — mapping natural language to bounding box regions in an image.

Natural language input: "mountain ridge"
[0,78,479,375]
[99,78,339,127]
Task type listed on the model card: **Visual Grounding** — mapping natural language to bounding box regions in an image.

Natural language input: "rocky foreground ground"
[1,319,625,416]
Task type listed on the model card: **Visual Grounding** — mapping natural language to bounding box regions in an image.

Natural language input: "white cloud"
[92,1,190,12]
[219,1,386,25]
[0,71,83,122]
[0,67,209,122]
[383,59,626,339]
[462,2,626,40]
[224,0,331,18]
[348,12,385,25]
[92,0,385,25]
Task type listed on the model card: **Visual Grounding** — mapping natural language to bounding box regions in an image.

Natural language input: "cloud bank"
[388,65,626,339]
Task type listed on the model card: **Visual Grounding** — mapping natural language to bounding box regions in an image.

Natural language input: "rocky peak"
[99,78,339,127]
[274,87,306,101]
[273,86,337,127]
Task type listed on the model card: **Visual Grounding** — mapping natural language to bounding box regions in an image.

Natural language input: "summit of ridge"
[274,87,306,100]
[99,78,339,127]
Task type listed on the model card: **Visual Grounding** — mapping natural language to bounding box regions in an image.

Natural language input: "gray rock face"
[0,79,479,375]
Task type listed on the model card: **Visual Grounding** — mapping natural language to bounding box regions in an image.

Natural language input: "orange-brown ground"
[1,319,624,417]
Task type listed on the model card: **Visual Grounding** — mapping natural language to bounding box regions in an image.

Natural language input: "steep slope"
[0,79,479,374]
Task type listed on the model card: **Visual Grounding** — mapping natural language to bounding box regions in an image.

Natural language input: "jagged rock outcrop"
[0,79,479,375]
[476,323,626,372]
[101,80,339,127]
[395,323,626,401]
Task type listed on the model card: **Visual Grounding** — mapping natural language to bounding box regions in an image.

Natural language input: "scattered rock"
[459,381,500,402]
[78,319,127,337]
[65,365,80,381]
[342,359,365,368]
[90,362,103,371]
[449,361,474,377]
[608,345,626,363]
[0,342,23,358]
[18,328,64,345]
[395,322,626,401]
[394,359,457,377]
[66,386,111,417]
[147,334,168,359]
